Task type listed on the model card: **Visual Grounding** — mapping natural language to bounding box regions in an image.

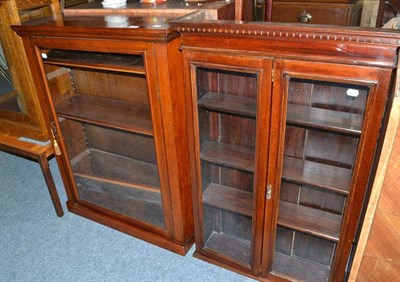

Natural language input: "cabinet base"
[193,251,289,281]
[67,201,195,255]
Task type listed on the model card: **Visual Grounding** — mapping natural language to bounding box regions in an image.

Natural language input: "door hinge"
[266,184,272,200]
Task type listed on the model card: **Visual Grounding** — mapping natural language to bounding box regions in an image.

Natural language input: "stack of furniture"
[270,0,363,25]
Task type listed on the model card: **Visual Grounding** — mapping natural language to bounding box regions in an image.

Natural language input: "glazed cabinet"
[173,13,399,281]
[13,15,194,254]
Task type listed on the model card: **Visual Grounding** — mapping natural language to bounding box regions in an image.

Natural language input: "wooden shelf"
[56,95,153,136]
[283,156,352,195]
[278,201,342,242]
[198,92,256,118]
[200,141,255,173]
[202,183,253,217]
[204,232,251,266]
[287,104,363,136]
[76,175,165,228]
[71,148,160,190]
[44,50,145,74]
[200,142,351,194]
[272,252,330,282]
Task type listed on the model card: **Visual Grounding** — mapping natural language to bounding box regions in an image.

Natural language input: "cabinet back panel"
[299,186,346,215]
[275,226,294,256]
[289,78,368,115]
[284,126,358,168]
[201,159,254,193]
[220,210,252,241]
[288,80,312,105]
[280,182,300,204]
[196,68,218,98]
[83,123,157,164]
[279,182,345,214]
[292,231,335,267]
[310,81,368,115]
[219,166,254,193]
[198,110,213,147]
[218,114,256,148]
[204,205,219,239]
[199,110,256,149]
[73,69,149,104]
[59,118,90,161]
[201,161,212,192]
[196,67,257,99]
[275,226,336,267]
[217,71,257,98]
[305,130,358,168]
[45,65,76,106]
[284,126,306,158]
[203,206,252,242]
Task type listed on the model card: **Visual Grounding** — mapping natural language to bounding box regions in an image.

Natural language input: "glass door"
[265,59,391,281]
[41,49,166,230]
[188,53,272,273]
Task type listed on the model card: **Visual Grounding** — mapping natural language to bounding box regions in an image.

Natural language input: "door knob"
[298,11,312,23]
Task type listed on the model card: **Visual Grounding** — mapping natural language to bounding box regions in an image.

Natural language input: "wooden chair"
[0,0,63,217]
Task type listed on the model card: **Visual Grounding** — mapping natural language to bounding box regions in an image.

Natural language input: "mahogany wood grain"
[56,95,153,136]
[14,14,196,254]
[175,12,399,282]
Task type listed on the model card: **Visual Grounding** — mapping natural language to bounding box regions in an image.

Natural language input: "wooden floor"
[350,98,400,281]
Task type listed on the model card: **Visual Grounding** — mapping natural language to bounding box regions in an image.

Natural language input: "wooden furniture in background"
[376,0,400,26]
[12,11,197,255]
[0,133,64,217]
[270,0,363,25]
[62,0,235,21]
[0,0,64,217]
[0,0,61,141]
[172,11,400,281]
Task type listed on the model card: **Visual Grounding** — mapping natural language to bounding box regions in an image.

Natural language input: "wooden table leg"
[37,154,64,217]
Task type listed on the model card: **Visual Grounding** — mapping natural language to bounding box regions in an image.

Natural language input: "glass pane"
[272,78,370,281]
[0,43,22,113]
[43,49,165,229]
[196,67,258,267]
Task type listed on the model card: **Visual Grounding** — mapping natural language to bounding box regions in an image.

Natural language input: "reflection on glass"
[0,42,22,112]
[196,67,258,267]
[272,78,370,281]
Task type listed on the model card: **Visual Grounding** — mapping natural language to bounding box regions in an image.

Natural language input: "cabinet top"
[171,11,400,68]
[12,14,179,42]
[12,0,233,42]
